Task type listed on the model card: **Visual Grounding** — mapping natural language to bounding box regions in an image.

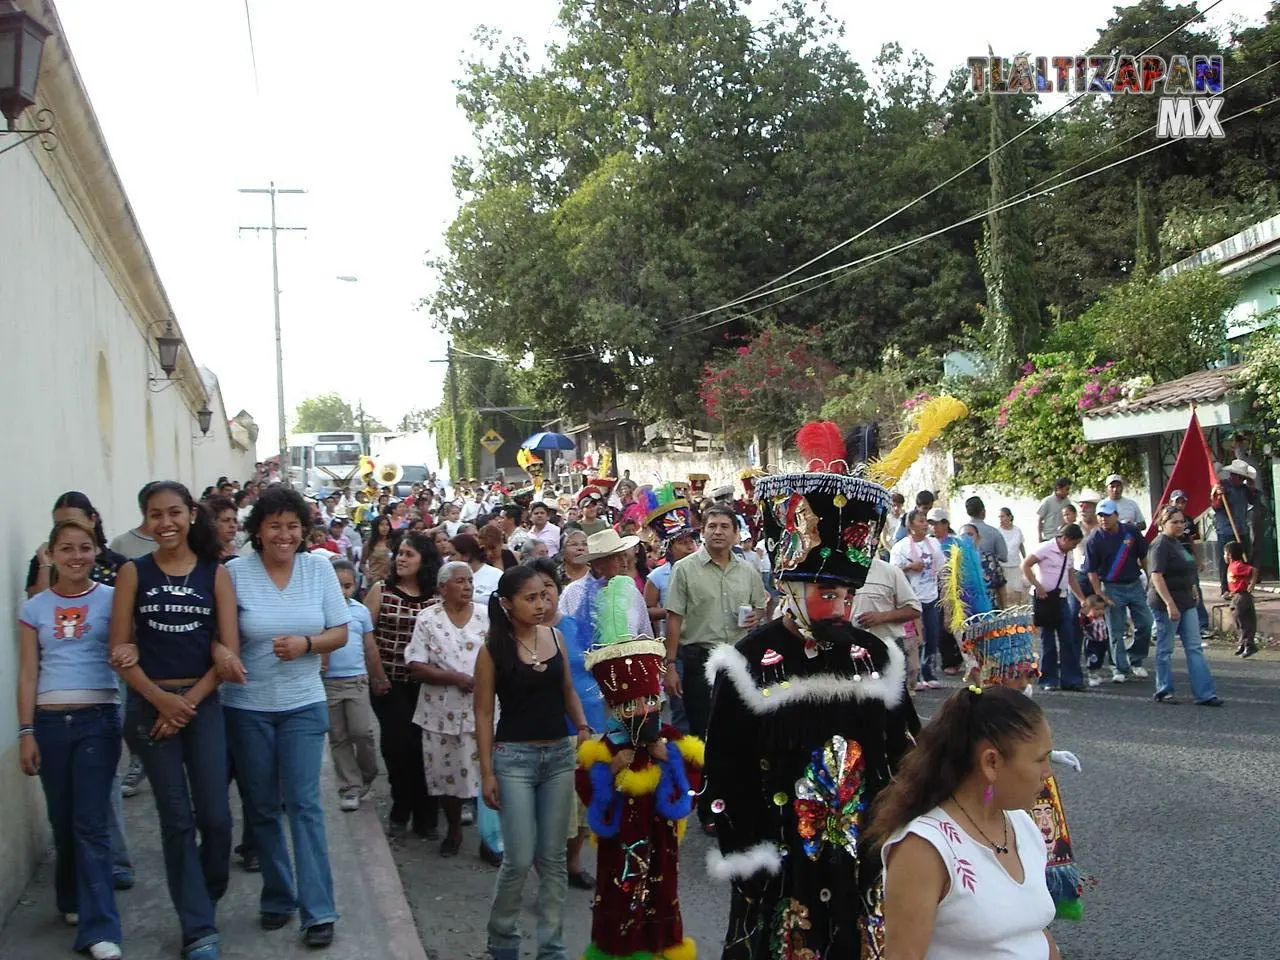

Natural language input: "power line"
[674,92,1280,338]
[666,0,1228,328]
[243,0,261,96]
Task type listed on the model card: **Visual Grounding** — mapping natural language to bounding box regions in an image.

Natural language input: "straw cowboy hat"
[586,528,640,560]
[1224,459,1257,480]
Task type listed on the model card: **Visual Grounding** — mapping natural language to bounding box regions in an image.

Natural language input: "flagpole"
[1201,406,1249,561]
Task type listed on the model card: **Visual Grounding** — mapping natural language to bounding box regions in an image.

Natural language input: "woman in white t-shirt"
[865,685,1060,960]
[998,508,1028,603]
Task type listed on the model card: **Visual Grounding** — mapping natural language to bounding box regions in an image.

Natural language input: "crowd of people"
[14,439,1267,960]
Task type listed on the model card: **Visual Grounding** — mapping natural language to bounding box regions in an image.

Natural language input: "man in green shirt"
[663,503,766,829]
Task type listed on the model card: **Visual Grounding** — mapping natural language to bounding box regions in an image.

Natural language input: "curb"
[352,804,428,960]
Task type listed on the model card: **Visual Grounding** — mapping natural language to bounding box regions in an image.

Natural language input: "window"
[314,443,361,467]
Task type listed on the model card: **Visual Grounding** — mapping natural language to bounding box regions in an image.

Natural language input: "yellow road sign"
[480,429,504,454]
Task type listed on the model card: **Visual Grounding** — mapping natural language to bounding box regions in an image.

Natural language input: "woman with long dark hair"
[362,515,394,586]
[364,530,443,839]
[474,566,591,960]
[108,481,245,960]
[864,686,1060,959]
[220,485,352,947]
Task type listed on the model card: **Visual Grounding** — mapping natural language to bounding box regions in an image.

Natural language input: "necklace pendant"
[531,661,548,673]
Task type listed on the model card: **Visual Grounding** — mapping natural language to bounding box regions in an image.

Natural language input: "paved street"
[393,639,1279,960]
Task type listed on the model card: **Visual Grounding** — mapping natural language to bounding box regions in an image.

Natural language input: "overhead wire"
[673,90,1280,338]
[666,0,1229,327]
[242,0,261,96]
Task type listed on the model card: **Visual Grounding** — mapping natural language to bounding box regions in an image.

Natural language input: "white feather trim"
[705,842,783,881]
[706,634,906,712]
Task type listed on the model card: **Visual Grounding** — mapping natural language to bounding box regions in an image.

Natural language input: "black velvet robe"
[703,619,919,960]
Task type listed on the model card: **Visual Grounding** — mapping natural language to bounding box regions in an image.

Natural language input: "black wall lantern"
[150,319,184,391]
[0,1,51,131]
[196,404,213,437]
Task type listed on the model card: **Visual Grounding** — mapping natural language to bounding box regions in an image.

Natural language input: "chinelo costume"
[577,576,704,960]
[638,483,696,557]
[703,420,924,960]
[940,536,1087,921]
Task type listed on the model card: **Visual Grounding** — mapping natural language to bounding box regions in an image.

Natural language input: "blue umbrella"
[522,431,576,451]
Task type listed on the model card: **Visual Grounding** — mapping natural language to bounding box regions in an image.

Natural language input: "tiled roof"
[1085,364,1244,417]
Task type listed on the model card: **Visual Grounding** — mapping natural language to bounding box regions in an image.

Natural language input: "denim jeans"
[1154,607,1218,702]
[35,704,122,950]
[1102,579,1152,673]
[486,738,576,960]
[1038,596,1083,688]
[225,702,338,930]
[110,684,132,881]
[127,690,232,947]
[919,600,941,682]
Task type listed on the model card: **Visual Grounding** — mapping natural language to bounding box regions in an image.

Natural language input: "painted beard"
[622,712,662,746]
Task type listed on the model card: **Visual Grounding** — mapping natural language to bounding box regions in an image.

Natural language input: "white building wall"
[0,131,253,914]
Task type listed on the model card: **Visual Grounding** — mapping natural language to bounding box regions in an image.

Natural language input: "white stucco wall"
[0,139,254,913]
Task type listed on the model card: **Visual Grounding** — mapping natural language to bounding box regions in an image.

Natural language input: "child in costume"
[940,536,1087,920]
[576,576,703,960]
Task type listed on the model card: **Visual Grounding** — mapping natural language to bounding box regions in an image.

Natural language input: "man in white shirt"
[889,508,946,689]
[1021,524,1089,691]
[460,492,483,523]
[1104,474,1146,528]
[529,501,562,557]
[560,529,650,638]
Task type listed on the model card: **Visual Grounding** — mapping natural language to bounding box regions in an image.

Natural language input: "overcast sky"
[53,0,1271,456]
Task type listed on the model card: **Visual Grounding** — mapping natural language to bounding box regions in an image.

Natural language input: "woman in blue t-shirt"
[17,518,125,960]
[108,481,245,960]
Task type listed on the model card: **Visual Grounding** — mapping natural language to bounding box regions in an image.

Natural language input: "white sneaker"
[339,794,360,812]
[63,913,79,926]
[914,681,930,692]
[1111,671,1127,684]
[89,942,122,960]
[1087,674,1103,688]
[1130,666,1149,679]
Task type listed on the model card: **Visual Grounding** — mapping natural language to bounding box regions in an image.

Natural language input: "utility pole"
[447,342,464,483]
[239,182,306,480]
[358,399,369,454]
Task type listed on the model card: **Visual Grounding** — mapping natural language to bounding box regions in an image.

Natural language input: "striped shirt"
[373,584,434,683]
[222,551,350,712]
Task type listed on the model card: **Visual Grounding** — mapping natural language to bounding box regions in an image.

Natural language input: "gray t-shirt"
[109,528,157,559]
[1147,533,1198,613]
[1036,494,1072,536]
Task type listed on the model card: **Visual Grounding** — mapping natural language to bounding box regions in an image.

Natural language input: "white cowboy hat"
[1225,459,1255,479]
[586,528,641,560]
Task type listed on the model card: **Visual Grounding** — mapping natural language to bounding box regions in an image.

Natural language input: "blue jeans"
[1154,607,1218,702]
[1038,596,1083,688]
[919,600,941,682]
[110,684,132,881]
[35,705,122,950]
[127,691,232,947]
[487,738,576,960]
[225,703,337,930]
[1102,580,1152,673]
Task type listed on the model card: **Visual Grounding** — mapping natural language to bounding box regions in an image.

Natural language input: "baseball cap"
[1096,499,1119,516]
[926,507,949,523]
[1105,474,1124,486]
[1169,489,1187,502]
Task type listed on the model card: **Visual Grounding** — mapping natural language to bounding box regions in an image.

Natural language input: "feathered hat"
[639,482,694,544]
[576,476,617,506]
[754,421,891,589]
[940,535,1038,687]
[583,576,666,711]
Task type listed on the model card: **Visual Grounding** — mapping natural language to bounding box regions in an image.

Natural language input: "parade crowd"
[15,431,1265,960]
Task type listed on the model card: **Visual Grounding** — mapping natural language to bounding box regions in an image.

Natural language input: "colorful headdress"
[576,476,617,506]
[687,473,711,498]
[583,576,666,714]
[754,421,891,589]
[941,536,1038,687]
[639,482,694,544]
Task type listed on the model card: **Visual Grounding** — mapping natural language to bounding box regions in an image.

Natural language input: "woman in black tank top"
[474,566,590,960]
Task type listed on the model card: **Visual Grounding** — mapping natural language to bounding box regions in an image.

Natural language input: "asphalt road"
[391,639,1279,960]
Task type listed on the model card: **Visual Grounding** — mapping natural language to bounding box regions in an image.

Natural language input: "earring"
[982,783,994,807]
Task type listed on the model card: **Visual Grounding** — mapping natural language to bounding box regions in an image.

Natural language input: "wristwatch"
[305,636,313,653]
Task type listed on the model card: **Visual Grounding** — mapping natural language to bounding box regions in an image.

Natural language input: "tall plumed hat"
[576,476,617,506]
[941,534,1038,687]
[754,421,891,589]
[639,482,694,543]
[583,576,666,710]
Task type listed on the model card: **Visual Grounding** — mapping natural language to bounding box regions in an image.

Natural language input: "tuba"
[374,461,404,488]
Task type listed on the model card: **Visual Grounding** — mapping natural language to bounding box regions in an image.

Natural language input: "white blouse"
[882,806,1055,960]
[405,602,489,736]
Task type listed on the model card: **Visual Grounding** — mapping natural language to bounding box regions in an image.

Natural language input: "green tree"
[978,80,1041,380]
[294,394,356,432]
[1134,178,1161,277]
[397,408,436,433]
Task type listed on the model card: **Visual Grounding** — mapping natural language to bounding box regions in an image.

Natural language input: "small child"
[1080,594,1111,687]
[326,559,381,810]
[1225,542,1259,659]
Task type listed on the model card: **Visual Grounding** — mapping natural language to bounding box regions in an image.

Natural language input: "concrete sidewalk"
[0,754,425,960]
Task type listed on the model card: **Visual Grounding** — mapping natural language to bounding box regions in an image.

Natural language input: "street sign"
[480,429,504,454]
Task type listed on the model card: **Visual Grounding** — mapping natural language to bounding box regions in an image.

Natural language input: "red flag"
[1144,410,1218,541]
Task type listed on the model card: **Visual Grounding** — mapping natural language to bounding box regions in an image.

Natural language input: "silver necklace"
[161,556,196,594]
[517,631,547,672]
